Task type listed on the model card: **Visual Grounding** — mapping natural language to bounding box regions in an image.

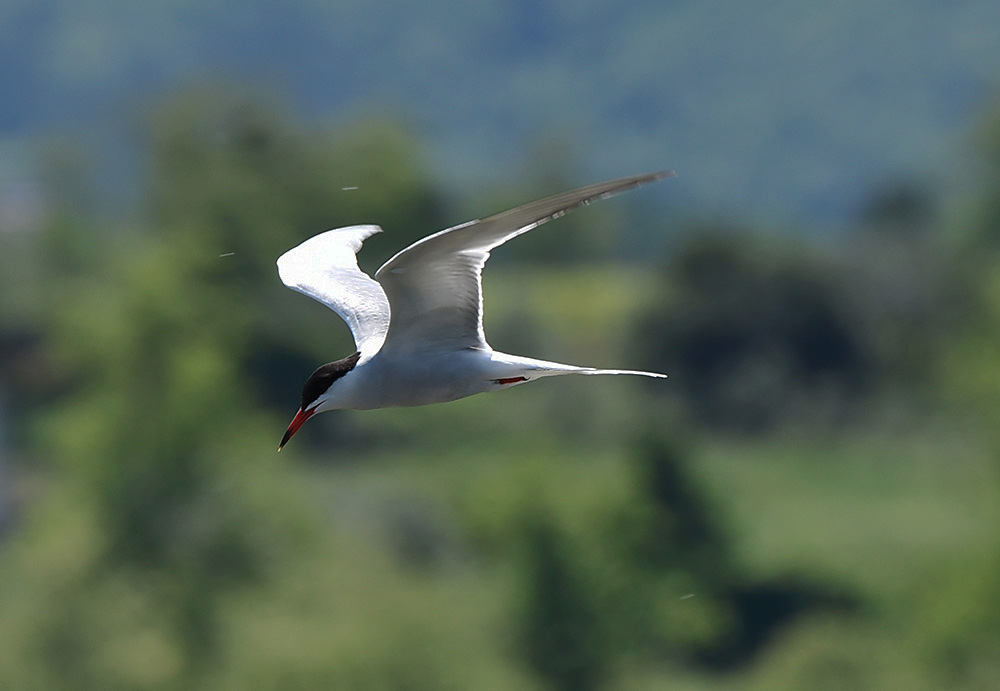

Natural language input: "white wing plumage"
[373,171,674,353]
[276,224,390,361]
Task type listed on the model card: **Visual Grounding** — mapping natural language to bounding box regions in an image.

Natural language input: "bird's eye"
[299,352,361,408]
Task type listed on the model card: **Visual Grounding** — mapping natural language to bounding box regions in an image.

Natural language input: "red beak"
[278,407,315,450]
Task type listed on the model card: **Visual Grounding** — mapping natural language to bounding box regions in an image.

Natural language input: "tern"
[277,171,673,449]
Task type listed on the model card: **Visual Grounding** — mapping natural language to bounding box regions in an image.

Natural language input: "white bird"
[277,171,673,449]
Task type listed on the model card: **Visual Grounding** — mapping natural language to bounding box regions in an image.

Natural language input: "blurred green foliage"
[636,212,966,433]
[0,85,999,690]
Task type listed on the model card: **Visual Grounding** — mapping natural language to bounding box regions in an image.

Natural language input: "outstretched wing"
[277,225,391,362]
[373,171,674,353]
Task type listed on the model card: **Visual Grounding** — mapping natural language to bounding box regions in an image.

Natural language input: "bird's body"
[277,171,673,448]
[323,348,653,410]
[313,347,501,410]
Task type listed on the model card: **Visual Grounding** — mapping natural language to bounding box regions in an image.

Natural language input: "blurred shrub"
[506,426,858,688]
[0,85,452,689]
[519,509,609,691]
[623,430,731,582]
[637,232,871,432]
[622,430,857,670]
[960,101,1000,254]
[637,219,965,433]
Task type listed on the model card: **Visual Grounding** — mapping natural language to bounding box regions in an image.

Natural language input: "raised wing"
[373,171,674,353]
[277,225,391,361]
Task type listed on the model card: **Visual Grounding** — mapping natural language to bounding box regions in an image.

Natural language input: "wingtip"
[612,170,675,194]
[643,170,676,184]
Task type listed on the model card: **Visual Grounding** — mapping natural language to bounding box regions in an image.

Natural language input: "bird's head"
[279,351,361,450]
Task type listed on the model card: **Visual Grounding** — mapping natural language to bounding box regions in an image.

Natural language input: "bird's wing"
[373,171,674,353]
[277,225,391,361]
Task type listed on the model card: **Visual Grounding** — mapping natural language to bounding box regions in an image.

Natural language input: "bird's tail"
[575,367,667,379]
[491,352,666,382]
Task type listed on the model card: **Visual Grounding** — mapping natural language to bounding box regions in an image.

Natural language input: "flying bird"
[277,171,673,449]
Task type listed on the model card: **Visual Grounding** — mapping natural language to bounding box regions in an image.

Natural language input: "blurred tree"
[846,176,976,403]
[932,93,1000,685]
[962,102,1000,253]
[860,181,935,239]
[626,430,730,581]
[0,220,300,689]
[519,510,609,691]
[0,85,450,688]
[614,428,857,671]
[0,138,102,445]
[637,232,871,432]
[947,97,1000,419]
[638,213,966,434]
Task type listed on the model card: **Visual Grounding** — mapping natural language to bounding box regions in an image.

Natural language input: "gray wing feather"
[374,171,674,352]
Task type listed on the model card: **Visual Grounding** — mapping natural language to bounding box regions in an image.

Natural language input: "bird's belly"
[349,351,496,409]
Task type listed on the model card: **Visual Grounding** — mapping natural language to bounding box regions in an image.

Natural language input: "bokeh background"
[2,2,1000,689]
